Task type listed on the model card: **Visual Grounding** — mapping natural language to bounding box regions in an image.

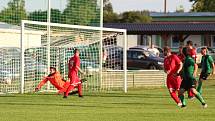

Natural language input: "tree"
[0,0,27,25]
[63,0,99,26]
[28,9,63,23]
[119,11,152,23]
[103,0,118,23]
[103,12,118,23]
[104,0,113,12]
[190,0,215,12]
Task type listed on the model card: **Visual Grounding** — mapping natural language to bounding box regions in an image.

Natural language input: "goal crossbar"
[21,20,126,33]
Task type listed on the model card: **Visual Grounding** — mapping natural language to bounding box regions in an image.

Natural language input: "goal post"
[20,20,127,94]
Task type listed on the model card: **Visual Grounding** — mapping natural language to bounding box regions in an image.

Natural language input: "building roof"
[0,22,44,35]
[150,12,215,22]
[104,23,215,35]
[150,12,215,17]
[0,22,20,30]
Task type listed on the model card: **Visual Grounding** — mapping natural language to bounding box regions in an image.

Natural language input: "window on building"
[140,35,150,46]
[172,35,179,48]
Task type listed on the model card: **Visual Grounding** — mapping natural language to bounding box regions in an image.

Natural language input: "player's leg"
[63,74,77,98]
[178,79,187,107]
[77,83,83,97]
[197,73,209,95]
[63,84,75,98]
[197,78,203,95]
[67,78,83,96]
[58,81,70,94]
[169,88,181,106]
[191,88,207,108]
[52,83,64,90]
[179,88,186,107]
[188,89,195,99]
[69,90,79,95]
[192,88,205,103]
[188,77,198,99]
[167,76,181,106]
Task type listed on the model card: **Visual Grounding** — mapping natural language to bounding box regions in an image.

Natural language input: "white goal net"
[20,20,127,93]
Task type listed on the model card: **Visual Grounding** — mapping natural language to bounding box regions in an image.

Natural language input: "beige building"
[0,22,44,48]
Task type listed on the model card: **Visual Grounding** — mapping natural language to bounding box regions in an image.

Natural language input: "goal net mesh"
[22,21,126,93]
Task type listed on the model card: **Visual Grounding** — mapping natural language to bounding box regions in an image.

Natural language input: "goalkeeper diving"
[35,67,86,94]
[35,67,70,93]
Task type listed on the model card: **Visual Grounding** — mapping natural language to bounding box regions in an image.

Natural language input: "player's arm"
[76,66,85,74]
[193,63,198,78]
[156,49,160,56]
[45,75,55,79]
[212,63,215,75]
[163,62,169,74]
[68,58,73,70]
[163,58,169,74]
[177,62,183,74]
[74,58,85,74]
[208,56,215,74]
[163,67,170,74]
[174,55,183,75]
[35,78,48,92]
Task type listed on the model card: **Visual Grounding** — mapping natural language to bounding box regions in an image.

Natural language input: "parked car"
[196,46,215,65]
[129,45,164,58]
[127,49,164,70]
[81,60,99,76]
[103,45,123,69]
[0,70,12,84]
[0,47,21,82]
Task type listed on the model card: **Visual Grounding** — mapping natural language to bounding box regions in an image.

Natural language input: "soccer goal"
[20,20,127,94]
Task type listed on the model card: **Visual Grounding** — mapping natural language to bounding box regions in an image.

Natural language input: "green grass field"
[0,80,215,121]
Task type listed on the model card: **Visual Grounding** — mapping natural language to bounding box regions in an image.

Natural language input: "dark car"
[103,45,123,69]
[127,49,164,70]
[129,45,164,58]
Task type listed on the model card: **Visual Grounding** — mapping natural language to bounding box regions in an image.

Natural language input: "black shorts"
[200,72,210,80]
[180,78,197,91]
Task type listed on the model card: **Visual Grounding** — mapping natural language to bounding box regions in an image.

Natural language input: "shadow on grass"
[0,101,170,109]
[0,95,17,97]
[86,93,170,99]
[0,93,170,99]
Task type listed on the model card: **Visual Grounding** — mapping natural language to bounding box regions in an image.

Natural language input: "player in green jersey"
[179,48,207,108]
[197,47,215,95]
[182,40,196,99]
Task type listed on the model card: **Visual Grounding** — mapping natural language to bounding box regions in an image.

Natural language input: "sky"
[0,0,67,12]
[0,0,193,13]
[110,0,193,13]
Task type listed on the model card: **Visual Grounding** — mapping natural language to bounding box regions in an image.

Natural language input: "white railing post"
[123,31,127,93]
[47,0,51,90]
[99,0,103,90]
[20,21,25,94]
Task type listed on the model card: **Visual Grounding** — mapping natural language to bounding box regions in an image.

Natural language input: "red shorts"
[68,71,81,86]
[166,74,182,90]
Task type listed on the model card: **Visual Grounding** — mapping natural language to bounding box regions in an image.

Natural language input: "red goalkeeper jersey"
[36,72,65,90]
